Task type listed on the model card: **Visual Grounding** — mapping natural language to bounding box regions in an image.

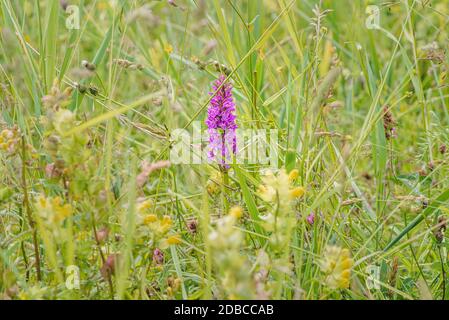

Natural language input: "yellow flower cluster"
[258,169,305,204]
[35,196,73,225]
[319,246,353,289]
[208,206,255,299]
[143,214,173,234]
[0,127,20,154]
[209,206,243,251]
[137,199,181,248]
[258,169,305,237]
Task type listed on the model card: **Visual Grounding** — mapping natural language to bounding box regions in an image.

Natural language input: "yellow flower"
[137,199,153,213]
[258,169,305,204]
[320,246,353,289]
[289,187,305,199]
[160,215,172,232]
[159,232,182,249]
[140,212,178,248]
[166,287,173,296]
[33,195,73,240]
[143,214,158,225]
[229,206,243,219]
[54,204,72,222]
[164,43,173,54]
[166,235,181,245]
[288,169,299,181]
[38,196,48,209]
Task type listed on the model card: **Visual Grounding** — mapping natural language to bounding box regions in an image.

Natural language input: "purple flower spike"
[205,74,237,168]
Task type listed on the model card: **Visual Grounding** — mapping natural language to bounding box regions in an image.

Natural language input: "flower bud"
[152,248,164,265]
[101,254,119,279]
[187,219,198,234]
[96,227,109,243]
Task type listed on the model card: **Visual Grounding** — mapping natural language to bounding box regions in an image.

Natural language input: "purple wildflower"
[205,74,237,168]
[306,212,315,225]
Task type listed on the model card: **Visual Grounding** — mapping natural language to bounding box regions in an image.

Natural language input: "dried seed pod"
[74,82,88,94]
[81,60,96,71]
[212,60,231,76]
[88,85,99,96]
[422,200,428,209]
[434,216,447,243]
[113,58,144,70]
[192,56,207,70]
[435,230,444,243]
[388,256,399,296]
[418,166,427,177]
[383,105,397,140]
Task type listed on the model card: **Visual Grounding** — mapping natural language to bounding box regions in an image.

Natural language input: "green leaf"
[234,165,265,245]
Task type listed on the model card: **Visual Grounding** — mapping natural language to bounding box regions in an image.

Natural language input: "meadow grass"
[0,0,449,300]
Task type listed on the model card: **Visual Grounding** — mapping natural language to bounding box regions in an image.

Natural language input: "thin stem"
[21,136,41,281]
[222,170,230,214]
[438,246,446,300]
[90,210,114,298]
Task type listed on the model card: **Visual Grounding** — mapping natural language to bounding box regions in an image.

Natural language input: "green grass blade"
[384,188,449,251]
